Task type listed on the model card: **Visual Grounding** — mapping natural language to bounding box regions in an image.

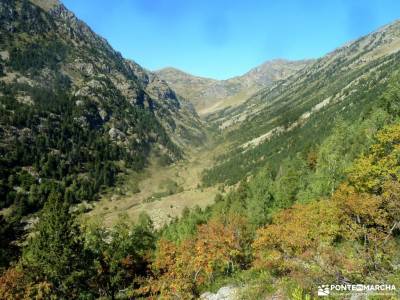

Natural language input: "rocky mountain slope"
[203,19,400,185]
[156,59,312,115]
[0,0,205,213]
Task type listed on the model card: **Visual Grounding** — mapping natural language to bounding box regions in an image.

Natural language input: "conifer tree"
[22,192,88,297]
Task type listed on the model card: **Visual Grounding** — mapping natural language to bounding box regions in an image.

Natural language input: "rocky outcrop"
[200,286,239,300]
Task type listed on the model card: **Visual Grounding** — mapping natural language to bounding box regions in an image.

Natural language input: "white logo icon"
[318,285,330,296]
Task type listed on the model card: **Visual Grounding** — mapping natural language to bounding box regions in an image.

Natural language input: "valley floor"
[86,138,225,228]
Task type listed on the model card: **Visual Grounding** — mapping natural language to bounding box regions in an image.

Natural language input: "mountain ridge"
[202,18,400,186]
[156,59,313,115]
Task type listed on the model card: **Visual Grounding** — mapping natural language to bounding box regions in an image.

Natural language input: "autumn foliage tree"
[147,216,252,299]
[252,198,344,285]
[349,123,400,193]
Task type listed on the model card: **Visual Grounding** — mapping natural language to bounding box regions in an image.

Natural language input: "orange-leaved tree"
[0,266,53,300]
[148,215,252,299]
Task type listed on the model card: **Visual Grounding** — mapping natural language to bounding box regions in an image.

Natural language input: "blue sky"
[63,0,400,79]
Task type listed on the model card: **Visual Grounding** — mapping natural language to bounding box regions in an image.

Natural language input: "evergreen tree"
[85,213,155,299]
[273,155,308,207]
[246,170,275,226]
[22,192,89,297]
[0,215,22,271]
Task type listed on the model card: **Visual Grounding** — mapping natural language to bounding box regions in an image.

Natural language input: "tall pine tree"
[22,192,89,297]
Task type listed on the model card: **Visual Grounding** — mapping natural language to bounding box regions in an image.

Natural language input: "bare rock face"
[108,128,126,141]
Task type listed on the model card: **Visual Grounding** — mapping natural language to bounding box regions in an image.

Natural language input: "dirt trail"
[86,141,224,228]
